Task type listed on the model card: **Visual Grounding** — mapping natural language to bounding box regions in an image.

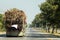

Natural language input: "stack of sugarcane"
[3,8,26,36]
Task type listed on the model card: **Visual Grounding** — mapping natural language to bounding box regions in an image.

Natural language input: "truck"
[3,8,26,37]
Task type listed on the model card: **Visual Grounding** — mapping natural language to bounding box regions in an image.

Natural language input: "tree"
[39,0,60,33]
[31,13,45,28]
[0,14,5,31]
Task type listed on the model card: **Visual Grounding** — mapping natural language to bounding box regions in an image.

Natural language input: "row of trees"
[31,0,60,33]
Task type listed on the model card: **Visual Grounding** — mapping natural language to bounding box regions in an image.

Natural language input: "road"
[0,27,60,40]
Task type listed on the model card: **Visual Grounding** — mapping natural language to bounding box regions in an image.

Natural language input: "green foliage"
[31,13,44,27]
[32,0,60,33]
[0,14,5,31]
[39,0,60,25]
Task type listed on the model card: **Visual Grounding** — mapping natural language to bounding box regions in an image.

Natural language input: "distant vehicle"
[3,8,27,37]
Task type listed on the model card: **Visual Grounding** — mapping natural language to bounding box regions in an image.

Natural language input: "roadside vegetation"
[0,14,5,32]
[31,0,60,34]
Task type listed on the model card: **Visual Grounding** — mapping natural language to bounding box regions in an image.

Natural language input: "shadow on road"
[26,33,60,38]
[0,34,6,37]
[0,34,60,38]
[0,34,24,37]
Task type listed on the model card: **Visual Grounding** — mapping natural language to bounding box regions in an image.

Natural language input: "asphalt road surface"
[0,27,60,40]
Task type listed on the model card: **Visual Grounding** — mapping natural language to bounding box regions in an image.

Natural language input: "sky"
[0,0,45,24]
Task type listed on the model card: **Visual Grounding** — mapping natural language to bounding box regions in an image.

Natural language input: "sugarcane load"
[3,8,26,37]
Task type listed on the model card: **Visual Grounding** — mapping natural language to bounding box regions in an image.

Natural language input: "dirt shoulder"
[0,32,6,34]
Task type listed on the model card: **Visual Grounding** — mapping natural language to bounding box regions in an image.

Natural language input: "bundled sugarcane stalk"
[3,8,26,36]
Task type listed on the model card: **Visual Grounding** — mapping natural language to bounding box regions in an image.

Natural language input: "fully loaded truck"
[3,8,26,37]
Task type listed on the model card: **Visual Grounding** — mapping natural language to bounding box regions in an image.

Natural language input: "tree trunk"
[55,28,57,33]
[52,24,55,33]
[47,23,50,33]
